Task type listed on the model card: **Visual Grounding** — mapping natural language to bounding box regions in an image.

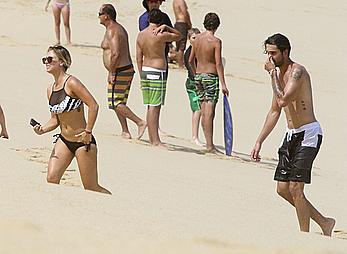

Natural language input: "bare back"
[280,63,316,128]
[173,0,190,23]
[137,26,170,69]
[101,21,132,71]
[194,32,220,74]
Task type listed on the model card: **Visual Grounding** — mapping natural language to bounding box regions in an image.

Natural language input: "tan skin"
[250,44,335,236]
[33,49,111,194]
[99,5,147,139]
[189,29,229,152]
[172,0,192,68]
[45,0,71,45]
[0,105,9,139]
[136,23,180,146]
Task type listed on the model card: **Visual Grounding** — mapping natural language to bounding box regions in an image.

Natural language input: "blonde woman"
[45,0,71,45]
[33,45,110,194]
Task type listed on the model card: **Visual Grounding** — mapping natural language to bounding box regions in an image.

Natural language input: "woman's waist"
[59,121,87,142]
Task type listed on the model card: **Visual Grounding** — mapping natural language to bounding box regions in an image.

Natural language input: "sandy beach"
[1,0,347,253]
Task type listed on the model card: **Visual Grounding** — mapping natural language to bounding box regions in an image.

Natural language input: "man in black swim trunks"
[251,33,335,236]
[173,0,192,68]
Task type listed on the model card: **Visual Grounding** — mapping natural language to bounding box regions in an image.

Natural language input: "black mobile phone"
[30,118,40,127]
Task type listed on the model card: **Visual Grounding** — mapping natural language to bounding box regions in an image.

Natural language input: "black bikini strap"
[62,75,71,88]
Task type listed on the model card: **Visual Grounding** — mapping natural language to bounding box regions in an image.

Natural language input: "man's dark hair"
[203,12,220,31]
[149,8,163,24]
[264,33,291,55]
[101,4,117,21]
[142,0,149,11]
[142,0,165,11]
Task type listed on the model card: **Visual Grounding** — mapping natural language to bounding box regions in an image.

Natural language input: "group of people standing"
[26,0,336,236]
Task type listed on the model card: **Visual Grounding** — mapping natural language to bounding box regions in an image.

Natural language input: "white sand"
[0,0,346,253]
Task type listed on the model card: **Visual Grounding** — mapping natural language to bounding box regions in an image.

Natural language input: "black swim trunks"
[174,22,188,51]
[274,122,323,184]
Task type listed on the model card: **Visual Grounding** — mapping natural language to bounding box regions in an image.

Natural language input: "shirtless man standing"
[173,0,192,68]
[99,4,146,139]
[136,9,180,146]
[189,12,229,152]
[251,33,335,236]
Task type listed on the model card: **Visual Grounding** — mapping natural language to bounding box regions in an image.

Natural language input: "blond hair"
[47,45,72,71]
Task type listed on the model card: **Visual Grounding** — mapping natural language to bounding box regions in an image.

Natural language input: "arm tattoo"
[270,70,284,99]
[292,68,303,80]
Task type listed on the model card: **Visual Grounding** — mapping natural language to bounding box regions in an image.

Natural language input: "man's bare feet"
[121,132,131,139]
[192,137,204,147]
[137,121,147,140]
[322,218,336,236]
[151,142,168,149]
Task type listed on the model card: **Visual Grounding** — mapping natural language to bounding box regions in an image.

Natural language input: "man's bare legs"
[0,106,9,139]
[201,101,216,151]
[176,49,185,68]
[146,105,163,146]
[277,181,335,236]
[114,104,147,139]
[192,110,203,146]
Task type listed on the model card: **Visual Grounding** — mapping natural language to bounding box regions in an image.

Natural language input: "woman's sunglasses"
[42,56,54,64]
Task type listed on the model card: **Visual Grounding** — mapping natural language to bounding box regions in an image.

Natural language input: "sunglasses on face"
[98,12,105,17]
[42,56,54,64]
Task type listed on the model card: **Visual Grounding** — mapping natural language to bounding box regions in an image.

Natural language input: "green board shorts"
[194,73,220,104]
[185,78,200,112]
[141,66,167,106]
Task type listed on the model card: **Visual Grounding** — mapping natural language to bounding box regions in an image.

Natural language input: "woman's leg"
[52,4,62,44]
[75,144,111,194]
[47,138,74,184]
[61,5,71,44]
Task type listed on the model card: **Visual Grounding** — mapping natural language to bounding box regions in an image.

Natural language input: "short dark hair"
[203,12,220,31]
[149,8,163,24]
[101,4,117,21]
[264,33,291,55]
[142,0,165,11]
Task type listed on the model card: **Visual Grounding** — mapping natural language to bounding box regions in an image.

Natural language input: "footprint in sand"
[333,230,347,240]
[12,147,79,186]
[12,147,51,165]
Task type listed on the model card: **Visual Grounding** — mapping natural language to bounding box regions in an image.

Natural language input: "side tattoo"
[50,147,59,159]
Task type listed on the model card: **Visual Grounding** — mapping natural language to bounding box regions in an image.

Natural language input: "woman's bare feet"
[0,130,9,139]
